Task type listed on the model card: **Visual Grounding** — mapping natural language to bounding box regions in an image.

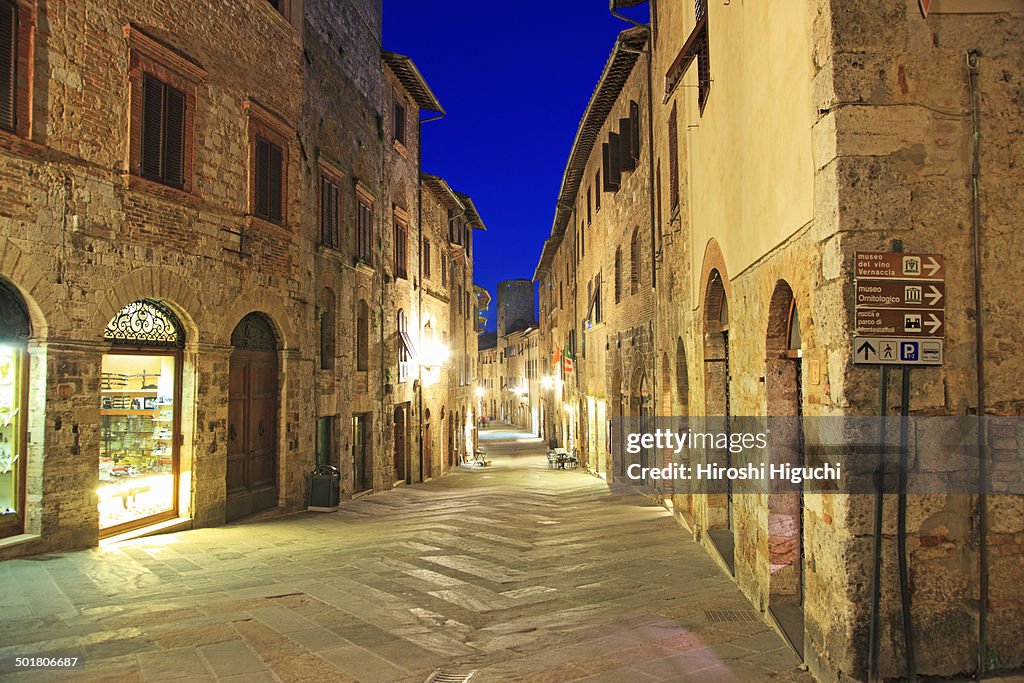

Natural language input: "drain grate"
[424,670,477,683]
[704,609,760,623]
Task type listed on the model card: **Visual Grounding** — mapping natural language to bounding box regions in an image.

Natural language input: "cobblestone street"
[0,426,812,682]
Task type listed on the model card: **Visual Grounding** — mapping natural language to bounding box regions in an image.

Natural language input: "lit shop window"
[0,279,29,539]
[99,299,184,535]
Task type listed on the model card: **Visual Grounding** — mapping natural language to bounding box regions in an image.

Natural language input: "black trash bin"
[309,464,340,511]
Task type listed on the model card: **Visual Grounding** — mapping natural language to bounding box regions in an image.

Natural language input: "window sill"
[0,532,39,551]
[0,129,45,159]
[126,174,201,207]
[245,214,289,235]
[316,245,343,261]
[353,259,375,275]
[393,139,409,159]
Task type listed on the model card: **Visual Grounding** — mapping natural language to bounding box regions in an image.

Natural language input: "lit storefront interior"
[0,280,29,539]
[99,300,184,536]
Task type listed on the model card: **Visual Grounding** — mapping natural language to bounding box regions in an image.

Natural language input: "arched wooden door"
[226,313,279,522]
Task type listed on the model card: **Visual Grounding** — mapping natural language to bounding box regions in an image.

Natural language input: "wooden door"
[423,423,432,479]
[393,407,406,483]
[226,349,278,520]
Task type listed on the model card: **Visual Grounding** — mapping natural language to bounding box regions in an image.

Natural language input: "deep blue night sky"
[383,2,648,330]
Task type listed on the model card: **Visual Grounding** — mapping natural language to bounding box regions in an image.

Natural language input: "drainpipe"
[417,111,445,484]
[967,49,989,678]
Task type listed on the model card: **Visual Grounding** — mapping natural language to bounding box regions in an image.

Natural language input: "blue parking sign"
[900,341,919,362]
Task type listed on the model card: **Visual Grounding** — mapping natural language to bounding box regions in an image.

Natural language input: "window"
[615,248,622,304]
[595,171,601,213]
[695,0,711,113]
[394,219,408,279]
[315,416,334,467]
[394,97,406,146]
[448,208,464,245]
[0,1,17,133]
[356,299,369,372]
[587,186,592,225]
[422,238,431,279]
[630,227,641,295]
[356,198,373,265]
[139,75,187,188]
[604,140,621,192]
[320,289,335,371]
[629,100,641,163]
[397,310,410,383]
[254,136,283,224]
[668,103,680,211]
[320,174,340,249]
[441,252,447,286]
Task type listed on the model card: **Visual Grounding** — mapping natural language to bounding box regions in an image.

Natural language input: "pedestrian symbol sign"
[854,336,941,366]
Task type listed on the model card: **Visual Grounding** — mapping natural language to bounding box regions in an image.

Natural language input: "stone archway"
[765,280,806,656]
[703,267,734,571]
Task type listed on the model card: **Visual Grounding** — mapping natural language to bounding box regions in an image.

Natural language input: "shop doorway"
[99,299,184,537]
[352,413,370,493]
[226,313,279,522]
[0,279,29,540]
[393,405,407,483]
[423,410,432,481]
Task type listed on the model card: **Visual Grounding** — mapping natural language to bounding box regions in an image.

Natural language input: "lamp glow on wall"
[418,320,450,386]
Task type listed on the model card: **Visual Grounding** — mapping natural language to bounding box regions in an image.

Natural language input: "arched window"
[320,289,335,371]
[630,227,641,295]
[356,299,369,372]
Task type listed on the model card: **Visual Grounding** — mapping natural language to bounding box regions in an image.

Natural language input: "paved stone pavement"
[0,426,817,682]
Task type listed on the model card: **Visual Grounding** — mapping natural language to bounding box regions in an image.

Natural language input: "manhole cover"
[704,609,759,623]
[424,670,477,683]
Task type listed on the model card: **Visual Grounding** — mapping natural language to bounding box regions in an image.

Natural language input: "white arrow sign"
[926,313,942,334]
[926,285,943,306]
[924,256,941,277]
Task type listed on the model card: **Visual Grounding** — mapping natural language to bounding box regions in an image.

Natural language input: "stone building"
[535,1,1024,681]
[0,0,482,560]
[495,278,534,337]
[477,281,540,432]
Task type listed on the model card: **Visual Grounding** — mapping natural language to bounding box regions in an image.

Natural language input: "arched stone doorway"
[703,269,734,571]
[766,281,806,656]
[0,279,30,539]
[630,366,651,488]
[675,337,693,520]
[393,405,407,484]
[99,299,186,535]
[423,408,432,481]
[226,313,280,522]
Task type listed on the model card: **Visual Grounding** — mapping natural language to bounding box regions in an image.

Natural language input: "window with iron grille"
[254,136,283,223]
[668,103,680,210]
[356,199,373,265]
[0,1,17,133]
[397,309,409,383]
[141,74,186,188]
[320,175,340,249]
[422,238,431,279]
[394,97,406,146]
[394,219,408,279]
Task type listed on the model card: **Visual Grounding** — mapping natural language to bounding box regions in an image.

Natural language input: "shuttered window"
[614,249,622,304]
[630,227,641,294]
[441,253,447,286]
[594,171,601,213]
[422,238,431,279]
[356,200,373,264]
[254,136,283,223]
[356,300,369,372]
[604,137,621,192]
[141,74,186,188]
[394,220,408,279]
[320,175,339,249]
[668,103,680,210]
[0,1,16,133]
[394,98,406,146]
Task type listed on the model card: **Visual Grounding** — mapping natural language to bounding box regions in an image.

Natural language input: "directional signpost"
[853,251,944,365]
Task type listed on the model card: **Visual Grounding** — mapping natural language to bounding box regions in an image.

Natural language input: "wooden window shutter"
[629,100,641,162]
[594,171,601,212]
[0,1,16,132]
[141,75,164,181]
[423,239,431,278]
[618,118,635,173]
[268,141,283,222]
[163,86,186,187]
[668,104,680,210]
[321,176,339,248]
[255,138,271,219]
[605,136,621,192]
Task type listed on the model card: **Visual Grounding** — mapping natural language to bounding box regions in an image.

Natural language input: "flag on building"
[563,347,574,374]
